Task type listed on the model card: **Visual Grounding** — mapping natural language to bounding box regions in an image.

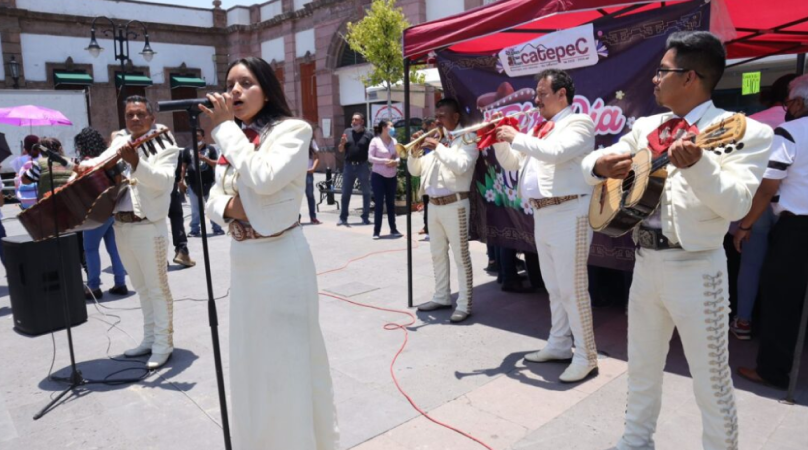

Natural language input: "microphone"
[157,98,213,113]
[37,146,71,167]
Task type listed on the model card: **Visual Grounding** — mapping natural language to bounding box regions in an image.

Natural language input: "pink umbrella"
[0,105,73,127]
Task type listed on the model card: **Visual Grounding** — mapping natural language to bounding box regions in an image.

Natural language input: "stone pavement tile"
[335,384,420,449]
[540,371,628,436]
[350,433,411,450]
[463,368,589,430]
[512,415,620,450]
[389,395,530,450]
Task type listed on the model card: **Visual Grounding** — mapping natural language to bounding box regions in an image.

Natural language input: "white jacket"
[493,112,594,199]
[581,102,773,251]
[206,119,311,236]
[83,125,180,223]
[407,132,478,198]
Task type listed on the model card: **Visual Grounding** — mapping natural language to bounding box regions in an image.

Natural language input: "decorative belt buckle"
[229,221,247,242]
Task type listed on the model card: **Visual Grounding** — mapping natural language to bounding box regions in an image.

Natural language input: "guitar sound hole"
[622,170,636,193]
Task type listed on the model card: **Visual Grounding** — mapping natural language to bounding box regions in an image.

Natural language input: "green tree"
[345,0,423,121]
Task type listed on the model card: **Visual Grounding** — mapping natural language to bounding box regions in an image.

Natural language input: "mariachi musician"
[581,32,772,450]
[78,95,181,370]
[491,69,598,384]
[408,98,479,323]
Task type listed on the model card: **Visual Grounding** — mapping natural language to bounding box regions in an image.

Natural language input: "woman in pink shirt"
[368,120,401,239]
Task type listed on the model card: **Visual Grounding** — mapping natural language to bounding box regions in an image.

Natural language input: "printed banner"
[436,1,710,270]
[372,103,405,124]
[498,24,598,77]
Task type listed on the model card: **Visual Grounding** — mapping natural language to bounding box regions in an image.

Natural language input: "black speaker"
[3,233,87,336]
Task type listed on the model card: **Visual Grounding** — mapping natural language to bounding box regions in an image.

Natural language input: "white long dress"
[211,121,338,450]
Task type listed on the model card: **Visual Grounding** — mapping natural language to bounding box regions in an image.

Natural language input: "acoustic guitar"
[589,113,747,237]
[18,128,171,242]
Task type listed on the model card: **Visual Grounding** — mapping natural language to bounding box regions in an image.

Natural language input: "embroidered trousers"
[229,227,338,450]
[618,247,738,450]
[114,221,174,355]
[427,198,473,313]
[533,197,597,368]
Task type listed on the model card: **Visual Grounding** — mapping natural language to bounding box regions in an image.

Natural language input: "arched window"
[338,44,367,68]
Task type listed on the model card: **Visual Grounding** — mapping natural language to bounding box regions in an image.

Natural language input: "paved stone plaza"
[0,182,805,450]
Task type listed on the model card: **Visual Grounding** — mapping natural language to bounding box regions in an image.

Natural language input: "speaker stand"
[33,153,143,420]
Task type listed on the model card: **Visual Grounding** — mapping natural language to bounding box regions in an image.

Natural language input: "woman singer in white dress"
[201,56,338,450]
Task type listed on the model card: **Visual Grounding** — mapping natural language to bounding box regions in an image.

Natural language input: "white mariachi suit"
[581,101,773,450]
[407,129,479,313]
[83,125,180,356]
[493,108,598,370]
[206,119,338,450]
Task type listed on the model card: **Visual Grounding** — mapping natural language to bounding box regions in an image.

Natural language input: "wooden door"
[299,62,318,124]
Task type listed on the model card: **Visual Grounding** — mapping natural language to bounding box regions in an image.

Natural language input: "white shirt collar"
[549,106,573,123]
[677,100,713,126]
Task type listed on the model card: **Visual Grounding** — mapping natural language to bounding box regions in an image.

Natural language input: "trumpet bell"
[395,143,409,159]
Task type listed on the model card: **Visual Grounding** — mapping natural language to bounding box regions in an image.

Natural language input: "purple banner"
[436,0,710,270]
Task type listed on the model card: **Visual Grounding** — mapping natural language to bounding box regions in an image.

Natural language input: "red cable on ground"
[316,236,495,450]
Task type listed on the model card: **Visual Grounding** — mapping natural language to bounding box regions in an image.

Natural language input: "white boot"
[559,363,598,383]
[524,347,573,363]
[147,352,172,370]
[124,343,152,357]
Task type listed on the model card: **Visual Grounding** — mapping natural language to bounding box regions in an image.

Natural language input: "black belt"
[347,161,366,165]
[637,227,681,250]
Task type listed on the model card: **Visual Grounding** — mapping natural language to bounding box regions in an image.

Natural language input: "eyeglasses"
[783,97,801,111]
[655,68,704,80]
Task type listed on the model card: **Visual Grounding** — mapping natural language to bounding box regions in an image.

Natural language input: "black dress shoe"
[484,261,499,273]
[109,285,129,296]
[85,288,103,300]
[501,280,535,294]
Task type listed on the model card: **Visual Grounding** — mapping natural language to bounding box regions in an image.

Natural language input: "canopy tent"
[397,0,808,402]
[402,0,808,63]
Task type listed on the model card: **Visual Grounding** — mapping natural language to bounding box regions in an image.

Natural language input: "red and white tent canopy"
[403,0,808,62]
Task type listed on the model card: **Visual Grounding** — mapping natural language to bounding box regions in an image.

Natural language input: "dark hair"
[536,69,575,105]
[665,31,726,92]
[23,135,39,152]
[766,73,798,106]
[226,57,292,129]
[423,118,435,126]
[436,98,461,115]
[352,112,365,122]
[36,137,63,155]
[196,128,206,136]
[374,120,391,136]
[124,95,153,115]
[74,127,107,159]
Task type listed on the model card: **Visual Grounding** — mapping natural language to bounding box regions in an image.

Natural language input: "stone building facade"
[0,0,484,151]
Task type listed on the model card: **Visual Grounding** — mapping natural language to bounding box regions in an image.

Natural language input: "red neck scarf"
[647,118,699,157]
[218,127,261,165]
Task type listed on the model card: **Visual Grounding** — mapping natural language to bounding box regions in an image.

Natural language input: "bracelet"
[738,224,752,231]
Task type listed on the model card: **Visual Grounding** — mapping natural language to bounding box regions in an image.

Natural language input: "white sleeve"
[762,132,794,180]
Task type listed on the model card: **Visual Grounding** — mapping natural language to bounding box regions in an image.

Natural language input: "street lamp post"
[7,55,20,89]
[85,17,156,102]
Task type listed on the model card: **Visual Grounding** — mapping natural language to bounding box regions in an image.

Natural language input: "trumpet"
[395,127,444,159]
[446,107,541,144]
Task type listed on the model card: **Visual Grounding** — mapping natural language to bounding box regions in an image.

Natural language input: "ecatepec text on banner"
[435,0,710,270]
[499,24,598,77]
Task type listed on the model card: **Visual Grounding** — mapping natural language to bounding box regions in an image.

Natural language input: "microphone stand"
[33,155,142,420]
[179,107,232,449]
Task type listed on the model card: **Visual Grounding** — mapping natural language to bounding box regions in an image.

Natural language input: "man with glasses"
[736,74,808,392]
[582,32,773,450]
[493,68,598,383]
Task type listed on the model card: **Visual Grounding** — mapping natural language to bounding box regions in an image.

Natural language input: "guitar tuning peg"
[736,142,744,150]
[724,146,734,154]
[713,150,722,156]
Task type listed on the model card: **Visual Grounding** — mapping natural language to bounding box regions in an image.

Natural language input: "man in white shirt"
[79,96,181,369]
[409,98,479,323]
[493,69,597,383]
[737,74,808,391]
[582,32,772,450]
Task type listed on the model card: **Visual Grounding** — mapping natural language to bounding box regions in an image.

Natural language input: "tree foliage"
[345,0,423,89]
